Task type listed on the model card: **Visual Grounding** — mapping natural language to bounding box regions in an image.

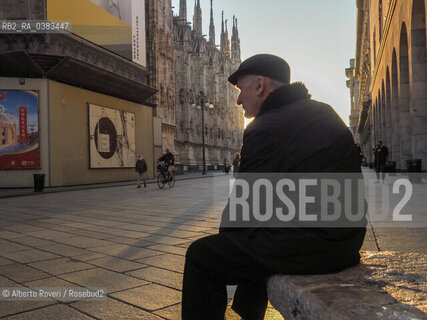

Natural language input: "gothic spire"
[231,15,241,63]
[193,0,202,34]
[179,0,187,21]
[220,11,225,54]
[225,19,230,58]
[209,0,215,45]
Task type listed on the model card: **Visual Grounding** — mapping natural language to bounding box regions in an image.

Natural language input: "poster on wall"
[0,90,39,169]
[89,103,136,168]
[47,0,146,66]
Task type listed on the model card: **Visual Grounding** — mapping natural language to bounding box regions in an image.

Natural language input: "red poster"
[0,90,39,169]
[19,107,27,144]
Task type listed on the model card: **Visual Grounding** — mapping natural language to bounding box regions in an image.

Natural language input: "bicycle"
[157,162,175,189]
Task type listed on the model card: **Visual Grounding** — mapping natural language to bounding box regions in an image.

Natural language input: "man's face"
[235,75,263,118]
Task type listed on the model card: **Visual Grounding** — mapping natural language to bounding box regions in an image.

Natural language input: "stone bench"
[267,251,427,320]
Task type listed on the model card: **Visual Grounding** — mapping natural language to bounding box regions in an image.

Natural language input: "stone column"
[410,27,427,169]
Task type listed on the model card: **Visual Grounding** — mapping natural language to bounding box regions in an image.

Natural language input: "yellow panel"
[73,25,131,45]
[47,0,129,27]
[47,0,131,45]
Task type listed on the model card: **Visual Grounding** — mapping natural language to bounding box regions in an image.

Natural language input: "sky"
[171,0,357,126]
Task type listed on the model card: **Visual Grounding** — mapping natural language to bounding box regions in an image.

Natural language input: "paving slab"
[11,237,57,247]
[24,276,80,288]
[0,257,14,266]
[25,230,77,240]
[0,230,26,239]
[103,237,155,247]
[87,257,146,273]
[3,225,46,233]
[49,226,114,240]
[1,249,60,264]
[372,227,427,253]
[0,240,31,254]
[2,304,93,319]
[153,303,181,320]
[126,266,183,290]
[110,283,181,311]
[35,243,96,257]
[0,301,56,318]
[0,263,50,283]
[88,244,164,260]
[53,236,114,249]
[135,234,192,246]
[58,268,149,293]
[0,275,20,286]
[225,302,284,320]
[72,298,164,320]
[149,228,206,239]
[29,257,94,275]
[71,252,109,262]
[136,253,185,273]
[145,244,188,256]
[23,276,83,302]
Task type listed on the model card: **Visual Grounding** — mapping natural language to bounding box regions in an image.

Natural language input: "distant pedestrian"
[223,158,229,174]
[374,140,389,181]
[360,151,367,167]
[232,152,241,177]
[135,155,147,188]
[355,143,363,166]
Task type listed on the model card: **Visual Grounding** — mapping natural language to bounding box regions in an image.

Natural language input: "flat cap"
[228,54,291,85]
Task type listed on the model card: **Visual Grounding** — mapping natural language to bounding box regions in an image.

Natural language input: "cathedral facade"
[173,0,244,169]
[146,0,176,157]
[351,0,427,169]
[148,0,244,169]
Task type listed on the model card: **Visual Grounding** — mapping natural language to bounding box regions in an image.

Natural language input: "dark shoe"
[144,184,146,188]
[137,185,141,188]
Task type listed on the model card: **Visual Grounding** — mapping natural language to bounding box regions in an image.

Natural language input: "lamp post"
[196,96,214,175]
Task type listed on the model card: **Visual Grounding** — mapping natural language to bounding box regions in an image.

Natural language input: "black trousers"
[376,163,386,180]
[182,233,273,320]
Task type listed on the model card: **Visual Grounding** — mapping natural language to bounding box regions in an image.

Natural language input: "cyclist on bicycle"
[158,148,175,180]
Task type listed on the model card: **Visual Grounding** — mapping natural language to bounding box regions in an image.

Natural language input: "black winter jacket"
[135,159,147,173]
[220,83,366,274]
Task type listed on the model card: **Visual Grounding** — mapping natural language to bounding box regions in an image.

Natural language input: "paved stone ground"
[0,170,425,319]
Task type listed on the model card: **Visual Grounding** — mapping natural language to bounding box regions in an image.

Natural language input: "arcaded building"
[352,0,426,169]
[346,58,360,143]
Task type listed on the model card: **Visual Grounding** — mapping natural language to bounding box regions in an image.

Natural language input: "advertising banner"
[47,0,146,66]
[0,90,39,169]
[89,103,135,168]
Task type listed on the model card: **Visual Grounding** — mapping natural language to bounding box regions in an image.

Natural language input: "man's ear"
[255,76,265,95]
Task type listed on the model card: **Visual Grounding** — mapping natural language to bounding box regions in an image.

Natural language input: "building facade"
[352,0,427,169]
[146,0,176,160]
[173,0,244,169]
[0,0,157,187]
[346,58,360,142]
